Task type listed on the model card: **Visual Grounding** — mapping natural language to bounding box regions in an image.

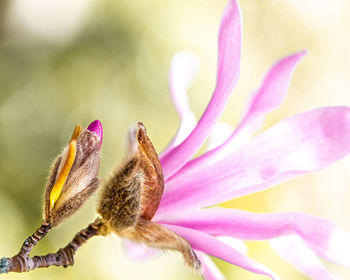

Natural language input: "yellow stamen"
[50,140,77,209]
[71,124,82,141]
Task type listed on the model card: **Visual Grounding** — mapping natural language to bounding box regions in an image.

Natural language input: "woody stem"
[0,218,103,274]
[19,221,52,257]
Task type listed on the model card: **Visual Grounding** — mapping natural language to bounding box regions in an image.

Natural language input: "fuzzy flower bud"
[44,120,103,227]
[97,122,164,233]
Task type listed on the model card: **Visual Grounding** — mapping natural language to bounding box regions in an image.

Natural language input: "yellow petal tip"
[71,124,83,141]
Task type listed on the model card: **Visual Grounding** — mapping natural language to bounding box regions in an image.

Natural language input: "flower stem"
[0,218,103,274]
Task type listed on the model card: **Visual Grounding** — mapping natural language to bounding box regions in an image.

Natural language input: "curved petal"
[197,253,226,280]
[228,50,307,145]
[163,224,280,280]
[158,209,350,268]
[206,122,233,151]
[169,51,200,119]
[160,0,242,179]
[168,50,307,182]
[122,239,160,261]
[160,51,199,156]
[156,107,350,215]
[197,236,246,280]
[217,236,247,255]
[269,235,337,280]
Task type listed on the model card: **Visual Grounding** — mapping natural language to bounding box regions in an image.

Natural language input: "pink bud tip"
[87,120,103,144]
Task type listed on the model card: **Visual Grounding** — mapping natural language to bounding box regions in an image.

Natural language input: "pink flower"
[125,0,350,279]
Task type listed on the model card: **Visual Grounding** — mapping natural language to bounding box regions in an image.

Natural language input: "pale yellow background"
[0,0,350,279]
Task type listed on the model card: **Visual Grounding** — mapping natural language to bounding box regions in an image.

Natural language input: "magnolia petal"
[225,51,307,147]
[217,236,247,255]
[206,122,233,151]
[323,226,350,268]
[167,51,307,184]
[49,139,77,209]
[158,209,350,268]
[197,253,226,280]
[87,119,103,144]
[269,235,337,280]
[122,239,160,261]
[160,51,199,156]
[157,107,350,215]
[163,224,280,280]
[197,236,246,280]
[169,51,200,119]
[160,0,242,179]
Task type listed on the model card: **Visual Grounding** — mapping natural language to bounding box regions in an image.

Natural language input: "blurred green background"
[1,0,350,279]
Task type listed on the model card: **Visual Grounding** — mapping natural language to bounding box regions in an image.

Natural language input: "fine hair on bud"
[43,121,103,227]
[97,122,164,233]
[97,122,201,270]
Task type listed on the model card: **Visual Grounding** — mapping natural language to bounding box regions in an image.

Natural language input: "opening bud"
[43,120,103,227]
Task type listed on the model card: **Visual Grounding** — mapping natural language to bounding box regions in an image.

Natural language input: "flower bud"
[97,122,164,233]
[44,120,103,227]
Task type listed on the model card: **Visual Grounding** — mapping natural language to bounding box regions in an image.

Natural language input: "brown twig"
[19,221,52,257]
[0,218,103,274]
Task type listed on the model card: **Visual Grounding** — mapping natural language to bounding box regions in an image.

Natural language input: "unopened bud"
[44,120,103,227]
[97,122,164,233]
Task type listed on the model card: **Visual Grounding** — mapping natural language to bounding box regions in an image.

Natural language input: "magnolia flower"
[120,0,350,279]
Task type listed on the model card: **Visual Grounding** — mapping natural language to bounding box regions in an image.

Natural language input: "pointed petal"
[158,209,350,268]
[163,224,280,280]
[197,253,226,280]
[122,239,160,261]
[157,107,350,215]
[230,51,307,143]
[269,235,337,280]
[160,0,242,179]
[87,120,103,144]
[160,51,199,156]
[189,51,307,165]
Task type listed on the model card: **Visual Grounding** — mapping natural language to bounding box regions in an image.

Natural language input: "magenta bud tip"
[87,120,103,144]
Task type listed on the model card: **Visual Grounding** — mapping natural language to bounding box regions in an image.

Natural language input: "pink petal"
[160,51,199,157]
[169,51,200,119]
[219,50,307,154]
[158,209,350,268]
[217,236,247,255]
[160,0,242,179]
[269,235,337,280]
[122,239,160,261]
[167,51,307,183]
[87,119,103,144]
[232,50,307,140]
[163,224,280,280]
[197,253,226,280]
[206,122,233,151]
[157,107,350,216]
[197,236,246,279]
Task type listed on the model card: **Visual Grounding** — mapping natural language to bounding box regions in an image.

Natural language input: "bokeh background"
[1,0,350,279]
